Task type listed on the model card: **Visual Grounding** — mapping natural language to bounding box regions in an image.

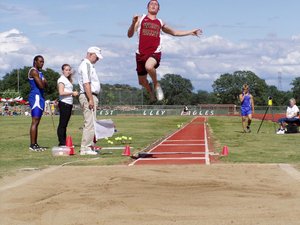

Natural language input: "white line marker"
[204,119,210,165]
[136,157,206,161]
[160,144,205,146]
[164,140,205,142]
[279,164,300,181]
[0,167,59,193]
[140,151,216,155]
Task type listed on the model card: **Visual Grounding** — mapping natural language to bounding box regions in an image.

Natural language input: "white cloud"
[0,29,30,53]
[0,29,37,73]
[0,3,49,26]
[159,34,300,90]
[1,28,300,91]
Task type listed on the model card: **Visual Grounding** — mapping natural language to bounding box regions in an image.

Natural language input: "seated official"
[277,98,299,134]
[183,105,189,113]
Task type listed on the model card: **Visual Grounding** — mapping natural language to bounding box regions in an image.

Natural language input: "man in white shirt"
[277,98,299,134]
[78,46,102,155]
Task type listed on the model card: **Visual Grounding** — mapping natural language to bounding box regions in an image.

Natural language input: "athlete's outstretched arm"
[162,24,202,37]
[127,15,140,38]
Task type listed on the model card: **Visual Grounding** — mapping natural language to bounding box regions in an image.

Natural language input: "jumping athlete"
[239,84,255,133]
[127,0,202,101]
[28,55,48,151]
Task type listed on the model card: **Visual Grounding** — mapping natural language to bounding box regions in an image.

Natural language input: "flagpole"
[17,70,20,94]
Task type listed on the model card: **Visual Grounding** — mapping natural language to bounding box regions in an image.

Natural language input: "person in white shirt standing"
[277,98,299,134]
[57,64,78,146]
[78,46,102,155]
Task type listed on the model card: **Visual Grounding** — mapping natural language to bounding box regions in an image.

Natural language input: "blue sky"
[1,0,300,92]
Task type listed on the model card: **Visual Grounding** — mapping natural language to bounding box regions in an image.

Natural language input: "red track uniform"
[136,14,163,75]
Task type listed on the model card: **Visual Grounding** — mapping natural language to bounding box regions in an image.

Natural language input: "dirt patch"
[1,164,300,225]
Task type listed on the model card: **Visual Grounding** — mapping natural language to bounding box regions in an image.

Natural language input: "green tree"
[0,67,31,98]
[43,68,60,100]
[0,67,60,101]
[191,90,218,105]
[212,71,269,105]
[99,83,144,105]
[291,77,300,102]
[160,74,194,105]
[267,85,292,106]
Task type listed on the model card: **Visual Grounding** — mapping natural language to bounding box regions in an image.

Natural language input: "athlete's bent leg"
[145,57,158,88]
[146,57,164,100]
[138,75,155,101]
[247,114,252,126]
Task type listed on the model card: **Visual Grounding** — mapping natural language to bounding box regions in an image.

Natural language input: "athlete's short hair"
[147,0,160,9]
[33,55,44,66]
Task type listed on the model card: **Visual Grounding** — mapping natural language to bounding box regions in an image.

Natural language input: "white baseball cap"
[87,46,103,59]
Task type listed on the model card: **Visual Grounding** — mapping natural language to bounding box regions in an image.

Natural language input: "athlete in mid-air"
[127,0,202,101]
[28,55,48,151]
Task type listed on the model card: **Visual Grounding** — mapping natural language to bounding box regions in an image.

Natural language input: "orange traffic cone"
[66,135,75,155]
[221,146,229,156]
[122,145,131,156]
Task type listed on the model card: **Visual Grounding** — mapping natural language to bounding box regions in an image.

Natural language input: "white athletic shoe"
[155,85,164,101]
[80,147,98,155]
[276,129,285,135]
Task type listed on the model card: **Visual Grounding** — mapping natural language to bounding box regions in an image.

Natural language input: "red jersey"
[137,14,163,55]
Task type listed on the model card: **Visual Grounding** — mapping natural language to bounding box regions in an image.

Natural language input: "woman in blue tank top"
[239,84,255,133]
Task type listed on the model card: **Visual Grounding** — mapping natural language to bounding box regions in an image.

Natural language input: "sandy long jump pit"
[1,164,300,225]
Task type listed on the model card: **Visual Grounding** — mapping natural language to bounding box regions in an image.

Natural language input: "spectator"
[57,64,78,146]
[277,98,299,134]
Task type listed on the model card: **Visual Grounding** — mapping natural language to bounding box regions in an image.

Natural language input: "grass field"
[209,116,300,163]
[0,115,192,178]
[1,115,300,178]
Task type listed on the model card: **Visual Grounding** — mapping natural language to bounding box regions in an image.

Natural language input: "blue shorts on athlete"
[28,93,45,118]
[241,107,252,116]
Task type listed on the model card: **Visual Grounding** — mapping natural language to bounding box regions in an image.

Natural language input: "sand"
[1,164,300,225]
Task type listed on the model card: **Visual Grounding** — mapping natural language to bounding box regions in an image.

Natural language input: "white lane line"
[140,151,217,155]
[164,140,205,142]
[279,164,300,181]
[0,166,59,193]
[204,119,210,165]
[0,158,102,192]
[135,157,206,161]
[160,144,205,146]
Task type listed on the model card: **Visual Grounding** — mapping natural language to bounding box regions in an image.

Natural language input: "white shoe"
[155,85,164,101]
[276,129,285,135]
[80,148,98,155]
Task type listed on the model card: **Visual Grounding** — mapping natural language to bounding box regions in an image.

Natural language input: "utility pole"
[17,70,20,94]
[277,72,282,91]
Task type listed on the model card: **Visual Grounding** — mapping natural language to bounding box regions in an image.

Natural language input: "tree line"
[0,67,298,106]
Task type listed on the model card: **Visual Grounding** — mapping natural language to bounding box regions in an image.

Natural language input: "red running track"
[130,117,216,166]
